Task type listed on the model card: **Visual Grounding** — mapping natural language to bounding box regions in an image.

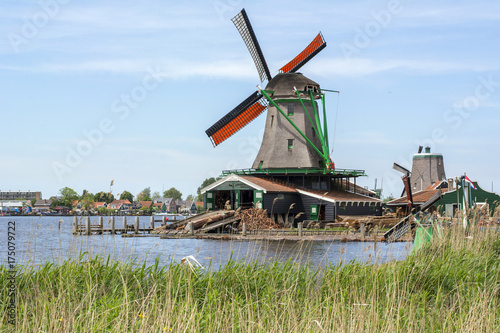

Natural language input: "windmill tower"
[253,73,325,169]
[205,9,333,171]
[411,146,446,192]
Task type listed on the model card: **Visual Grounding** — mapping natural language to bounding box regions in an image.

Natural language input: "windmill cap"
[265,73,320,99]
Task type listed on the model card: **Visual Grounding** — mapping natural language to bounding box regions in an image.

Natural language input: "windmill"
[205,9,335,171]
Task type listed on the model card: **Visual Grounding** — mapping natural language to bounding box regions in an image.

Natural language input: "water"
[1,216,413,269]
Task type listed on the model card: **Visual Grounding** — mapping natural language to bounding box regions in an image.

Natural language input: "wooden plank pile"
[186,211,236,230]
[238,208,281,230]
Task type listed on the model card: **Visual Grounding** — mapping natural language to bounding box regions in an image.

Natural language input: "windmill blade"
[280,32,326,73]
[393,162,410,176]
[232,9,272,82]
[206,91,269,147]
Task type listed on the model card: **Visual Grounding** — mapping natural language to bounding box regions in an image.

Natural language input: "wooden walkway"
[73,216,160,235]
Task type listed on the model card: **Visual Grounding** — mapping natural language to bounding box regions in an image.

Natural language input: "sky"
[1,0,500,200]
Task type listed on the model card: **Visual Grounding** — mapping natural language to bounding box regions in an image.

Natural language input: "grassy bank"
[1,224,499,332]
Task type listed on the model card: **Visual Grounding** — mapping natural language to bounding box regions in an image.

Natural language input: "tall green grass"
[1,224,499,332]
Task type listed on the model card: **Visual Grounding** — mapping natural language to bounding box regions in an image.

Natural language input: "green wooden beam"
[260,89,328,162]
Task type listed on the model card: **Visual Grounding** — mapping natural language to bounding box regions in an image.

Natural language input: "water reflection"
[0,216,412,269]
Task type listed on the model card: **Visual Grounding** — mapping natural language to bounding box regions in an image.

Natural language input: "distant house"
[137,201,153,209]
[34,199,52,213]
[152,197,176,212]
[176,200,186,213]
[92,202,107,211]
[0,200,30,214]
[94,202,107,208]
[72,200,82,214]
[53,206,71,214]
[109,200,133,213]
[179,201,197,215]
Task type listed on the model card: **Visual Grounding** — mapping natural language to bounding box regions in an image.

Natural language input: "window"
[414,183,417,189]
[277,194,284,200]
[288,139,294,150]
[287,103,294,116]
[305,85,319,93]
[270,115,274,128]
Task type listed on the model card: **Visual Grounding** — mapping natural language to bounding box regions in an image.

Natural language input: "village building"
[92,202,108,210]
[33,199,52,213]
[108,199,133,214]
[0,200,31,214]
[0,191,41,201]
[152,197,176,212]
[201,174,382,223]
[387,180,452,215]
[137,201,152,209]
[177,200,198,215]
[388,147,500,217]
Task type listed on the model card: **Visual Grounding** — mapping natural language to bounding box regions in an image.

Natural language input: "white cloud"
[0,58,258,80]
[306,57,500,77]
[4,55,498,79]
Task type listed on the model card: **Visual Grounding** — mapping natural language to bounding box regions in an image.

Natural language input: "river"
[1,216,412,270]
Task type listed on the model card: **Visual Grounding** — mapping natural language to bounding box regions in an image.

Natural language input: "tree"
[59,187,78,207]
[196,177,218,201]
[50,199,60,209]
[163,187,182,201]
[120,191,134,203]
[152,191,161,200]
[383,195,395,203]
[94,192,115,204]
[137,187,152,201]
[186,194,194,202]
[139,206,153,215]
[81,193,95,212]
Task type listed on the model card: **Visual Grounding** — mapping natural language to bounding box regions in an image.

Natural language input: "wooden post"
[150,216,154,229]
[298,222,303,237]
[162,216,167,226]
[85,216,91,235]
[72,216,77,234]
[242,223,247,236]
[110,217,115,234]
[360,222,366,238]
[187,222,194,235]
[134,216,139,234]
[98,216,103,229]
[122,216,127,233]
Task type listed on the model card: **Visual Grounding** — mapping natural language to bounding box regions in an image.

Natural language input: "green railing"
[221,168,366,177]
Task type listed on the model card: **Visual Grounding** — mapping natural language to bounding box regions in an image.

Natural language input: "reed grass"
[1,223,499,332]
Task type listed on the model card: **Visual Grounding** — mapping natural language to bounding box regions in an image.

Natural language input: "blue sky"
[1,0,499,200]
